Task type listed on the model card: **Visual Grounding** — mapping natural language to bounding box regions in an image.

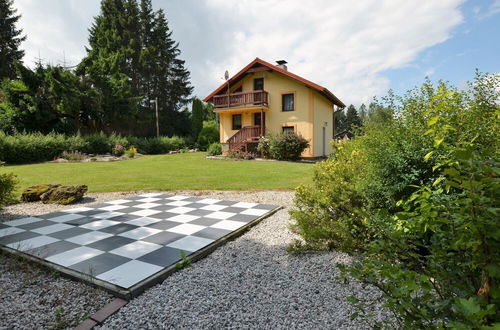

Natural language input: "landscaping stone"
[21,184,61,202]
[40,185,88,205]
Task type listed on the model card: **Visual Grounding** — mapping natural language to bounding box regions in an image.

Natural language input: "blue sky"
[384,0,500,98]
[14,0,500,107]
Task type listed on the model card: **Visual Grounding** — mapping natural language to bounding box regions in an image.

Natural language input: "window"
[232,114,242,130]
[282,126,294,134]
[253,78,264,91]
[282,93,294,111]
[234,86,242,93]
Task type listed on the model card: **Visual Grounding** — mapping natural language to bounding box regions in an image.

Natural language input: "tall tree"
[368,102,394,125]
[0,0,26,80]
[345,104,362,135]
[191,97,203,139]
[335,109,346,134]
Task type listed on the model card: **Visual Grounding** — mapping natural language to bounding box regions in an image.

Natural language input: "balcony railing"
[213,90,268,109]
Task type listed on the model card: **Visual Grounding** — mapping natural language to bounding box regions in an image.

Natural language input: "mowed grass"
[1,153,314,194]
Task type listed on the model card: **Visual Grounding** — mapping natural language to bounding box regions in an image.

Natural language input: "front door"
[253,112,265,126]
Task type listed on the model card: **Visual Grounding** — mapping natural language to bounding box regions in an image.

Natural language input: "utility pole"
[155,97,160,137]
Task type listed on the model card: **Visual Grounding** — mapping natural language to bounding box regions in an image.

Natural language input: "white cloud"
[13,0,464,105]
[204,0,464,105]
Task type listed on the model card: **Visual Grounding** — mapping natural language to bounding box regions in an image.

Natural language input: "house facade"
[203,58,345,158]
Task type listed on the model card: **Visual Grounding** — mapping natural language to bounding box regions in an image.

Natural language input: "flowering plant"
[112,144,125,156]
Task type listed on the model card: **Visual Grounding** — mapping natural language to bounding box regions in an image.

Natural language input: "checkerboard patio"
[0,193,279,298]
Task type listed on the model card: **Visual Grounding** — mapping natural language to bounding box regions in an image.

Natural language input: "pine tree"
[345,104,362,136]
[0,0,26,80]
[335,109,346,135]
[191,98,203,139]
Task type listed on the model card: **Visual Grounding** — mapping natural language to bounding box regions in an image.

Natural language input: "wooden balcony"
[213,90,268,109]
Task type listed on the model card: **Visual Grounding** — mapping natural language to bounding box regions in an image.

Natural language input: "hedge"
[0,131,187,164]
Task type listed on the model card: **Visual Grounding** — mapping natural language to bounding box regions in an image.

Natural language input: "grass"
[1,153,314,194]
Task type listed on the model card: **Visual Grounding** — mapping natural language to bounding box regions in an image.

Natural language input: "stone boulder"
[40,185,88,205]
[21,184,61,202]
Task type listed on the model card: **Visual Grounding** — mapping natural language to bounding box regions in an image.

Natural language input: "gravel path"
[0,190,388,329]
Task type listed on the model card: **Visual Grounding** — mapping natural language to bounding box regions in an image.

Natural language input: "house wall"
[217,70,334,157]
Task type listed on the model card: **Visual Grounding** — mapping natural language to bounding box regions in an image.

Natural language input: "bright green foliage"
[0,162,17,207]
[0,0,26,80]
[358,103,367,122]
[191,98,204,140]
[292,73,500,327]
[196,120,219,151]
[207,142,222,156]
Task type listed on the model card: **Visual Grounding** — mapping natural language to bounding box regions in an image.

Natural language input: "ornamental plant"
[112,144,125,157]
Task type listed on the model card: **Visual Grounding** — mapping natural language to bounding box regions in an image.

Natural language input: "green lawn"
[1,153,314,194]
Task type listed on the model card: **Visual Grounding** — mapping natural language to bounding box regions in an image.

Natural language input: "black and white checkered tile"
[0,193,278,289]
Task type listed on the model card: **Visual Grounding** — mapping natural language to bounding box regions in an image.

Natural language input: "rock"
[21,184,61,202]
[169,151,178,154]
[40,185,88,205]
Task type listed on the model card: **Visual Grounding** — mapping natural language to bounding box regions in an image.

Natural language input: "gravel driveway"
[0,190,388,329]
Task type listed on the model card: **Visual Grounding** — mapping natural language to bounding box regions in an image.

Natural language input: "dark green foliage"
[191,98,203,139]
[344,104,362,136]
[0,64,101,134]
[0,162,17,207]
[77,0,193,137]
[291,73,500,327]
[196,120,219,151]
[207,142,222,156]
[0,0,26,80]
[0,131,186,163]
[334,108,346,134]
[257,133,309,160]
[270,133,309,161]
[358,103,367,122]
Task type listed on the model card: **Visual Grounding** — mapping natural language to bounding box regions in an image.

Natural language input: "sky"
[12,0,500,107]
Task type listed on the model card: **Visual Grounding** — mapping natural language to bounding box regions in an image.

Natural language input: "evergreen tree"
[359,103,367,122]
[0,0,26,80]
[345,104,362,135]
[335,109,346,134]
[191,98,203,139]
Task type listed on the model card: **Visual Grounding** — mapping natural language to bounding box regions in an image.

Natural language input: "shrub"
[0,162,17,207]
[197,120,219,151]
[112,144,125,157]
[60,150,86,162]
[291,74,500,327]
[207,142,222,156]
[82,132,112,154]
[269,133,309,161]
[125,146,137,158]
[257,136,272,158]
[228,150,256,160]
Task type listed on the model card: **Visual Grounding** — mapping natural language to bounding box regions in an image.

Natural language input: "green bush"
[291,74,500,327]
[0,132,187,163]
[257,136,272,159]
[197,120,219,151]
[207,142,222,156]
[268,133,309,161]
[0,162,17,207]
[82,132,112,154]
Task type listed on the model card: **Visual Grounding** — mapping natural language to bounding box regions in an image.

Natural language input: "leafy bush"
[112,144,125,157]
[257,136,272,158]
[269,133,309,161]
[82,132,112,154]
[291,73,500,327]
[0,162,17,207]
[125,146,137,158]
[207,142,222,156]
[228,150,256,160]
[197,120,219,151]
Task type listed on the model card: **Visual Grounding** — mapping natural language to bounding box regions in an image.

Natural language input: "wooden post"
[260,109,263,136]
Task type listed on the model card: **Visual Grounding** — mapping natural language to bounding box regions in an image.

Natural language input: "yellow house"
[203,58,345,158]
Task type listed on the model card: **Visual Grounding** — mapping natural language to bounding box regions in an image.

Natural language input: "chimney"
[276,60,288,71]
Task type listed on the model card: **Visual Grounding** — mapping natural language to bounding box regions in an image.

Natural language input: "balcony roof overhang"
[203,57,346,108]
